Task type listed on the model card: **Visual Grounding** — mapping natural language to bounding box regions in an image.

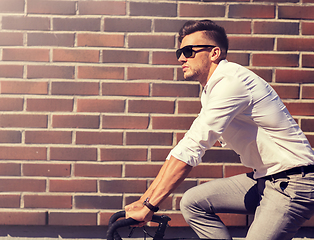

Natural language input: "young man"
[125,20,314,240]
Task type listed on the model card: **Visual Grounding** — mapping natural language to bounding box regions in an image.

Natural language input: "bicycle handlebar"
[106,210,171,240]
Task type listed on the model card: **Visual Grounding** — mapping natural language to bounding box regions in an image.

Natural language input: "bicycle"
[106,210,171,240]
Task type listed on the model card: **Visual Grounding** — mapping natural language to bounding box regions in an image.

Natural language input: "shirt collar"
[203,59,228,94]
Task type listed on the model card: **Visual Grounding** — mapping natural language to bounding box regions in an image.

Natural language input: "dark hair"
[178,20,229,58]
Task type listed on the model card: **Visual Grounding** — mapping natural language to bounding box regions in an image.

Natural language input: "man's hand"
[125,203,154,227]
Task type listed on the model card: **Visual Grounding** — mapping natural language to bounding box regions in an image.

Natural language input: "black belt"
[263,165,314,181]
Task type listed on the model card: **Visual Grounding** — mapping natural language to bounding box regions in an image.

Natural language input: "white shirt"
[168,60,314,179]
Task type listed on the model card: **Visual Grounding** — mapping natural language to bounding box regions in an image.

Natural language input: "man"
[125,20,314,240]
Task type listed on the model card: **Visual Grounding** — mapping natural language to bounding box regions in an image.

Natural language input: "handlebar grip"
[106,210,171,240]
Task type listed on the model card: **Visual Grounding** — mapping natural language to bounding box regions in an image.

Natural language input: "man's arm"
[125,155,193,223]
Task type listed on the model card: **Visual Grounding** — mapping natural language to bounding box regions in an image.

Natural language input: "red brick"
[0,32,23,46]
[49,212,97,226]
[277,38,314,51]
[302,21,314,35]
[50,147,97,161]
[152,83,200,97]
[0,179,46,192]
[104,18,151,32]
[102,82,149,97]
[218,213,247,226]
[77,99,124,113]
[229,4,275,18]
[99,179,147,193]
[130,2,176,17]
[226,53,250,66]
[224,164,253,177]
[53,18,101,31]
[301,119,314,132]
[229,36,274,50]
[0,212,46,225]
[28,33,75,47]
[27,98,73,112]
[125,164,162,178]
[151,148,171,161]
[99,212,117,226]
[52,115,99,129]
[3,48,49,62]
[0,114,47,128]
[187,164,223,178]
[178,100,201,114]
[0,65,23,78]
[103,50,149,64]
[252,53,299,67]
[302,54,314,68]
[253,21,299,35]
[154,19,190,33]
[25,131,72,144]
[152,51,179,65]
[77,33,124,47]
[271,85,299,99]
[0,195,20,208]
[100,148,147,161]
[302,85,314,99]
[51,82,99,96]
[28,65,74,79]
[24,195,72,209]
[0,81,48,94]
[2,16,50,30]
[278,6,314,20]
[126,132,173,146]
[248,68,273,82]
[306,134,314,147]
[202,149,241,163]
[0,0,24,13]
[53,49,99,63]
[74,163,122,177]
[284,102,314,116]
[128,35,175,49]
[75,196,122,209]
[0,98,23,111]
[102,115,149,129]
[78,1,126,15]
[152,116,195,130]
[166,179,196,193]
[0,146,46,160]
[78,66,124,80]
[28,0,76,14]
[76,131,123,145]
[180,3,225,17]
[276,69,314,83]
[50,179,97,192]
[23,163,71,177]
[128,99,175,114]
[303,215,314,226]
[0,163,21,176]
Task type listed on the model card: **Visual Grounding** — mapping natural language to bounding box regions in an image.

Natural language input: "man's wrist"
[143,197,159,212]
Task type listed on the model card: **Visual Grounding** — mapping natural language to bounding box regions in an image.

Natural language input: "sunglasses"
[176,45,216,60]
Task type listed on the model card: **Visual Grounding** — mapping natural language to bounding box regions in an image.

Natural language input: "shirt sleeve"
[167,74,252,166]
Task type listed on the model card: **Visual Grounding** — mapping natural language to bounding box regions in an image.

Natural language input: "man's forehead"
[180,31,213,47]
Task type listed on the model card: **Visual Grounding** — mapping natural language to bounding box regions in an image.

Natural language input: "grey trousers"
[180,171,314,240]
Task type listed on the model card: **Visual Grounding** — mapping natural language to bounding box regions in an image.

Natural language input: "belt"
[262,165,314,181]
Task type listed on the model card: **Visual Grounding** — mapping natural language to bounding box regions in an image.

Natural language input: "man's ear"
[210,47,222,62]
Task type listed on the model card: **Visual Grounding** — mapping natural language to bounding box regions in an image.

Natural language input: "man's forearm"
[146,156,192,208]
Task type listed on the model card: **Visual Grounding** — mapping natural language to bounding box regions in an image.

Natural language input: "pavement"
[0,226,313,240]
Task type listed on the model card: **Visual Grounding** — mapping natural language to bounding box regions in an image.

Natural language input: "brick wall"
[0,0,313,227]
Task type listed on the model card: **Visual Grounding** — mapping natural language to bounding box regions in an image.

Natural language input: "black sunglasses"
[176,45,216,60]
